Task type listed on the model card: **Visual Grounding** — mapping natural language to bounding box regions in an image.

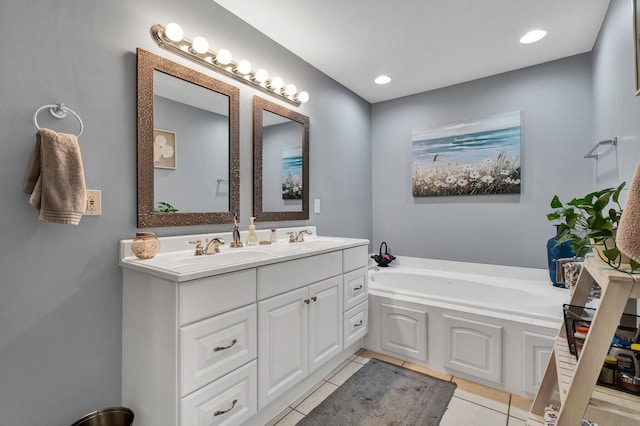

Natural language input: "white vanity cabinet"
[120,230,369,426]
[258,276,343,408]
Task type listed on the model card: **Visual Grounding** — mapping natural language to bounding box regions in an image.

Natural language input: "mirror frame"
[137,48,240,227]
[253,96,309,221]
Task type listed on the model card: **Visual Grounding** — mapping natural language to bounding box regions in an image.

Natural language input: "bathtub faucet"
[368,265,380,272]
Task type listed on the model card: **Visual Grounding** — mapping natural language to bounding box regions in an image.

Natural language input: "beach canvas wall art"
[411,111,521,197]
[282,146,303,200]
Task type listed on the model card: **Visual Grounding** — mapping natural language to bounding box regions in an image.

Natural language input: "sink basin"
[180,249,272,265]
[145,248,273,271]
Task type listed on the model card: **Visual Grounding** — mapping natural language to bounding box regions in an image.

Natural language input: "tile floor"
[266,349,533,426]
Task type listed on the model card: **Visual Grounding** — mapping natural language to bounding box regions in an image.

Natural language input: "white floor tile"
[508,404,530,421]
[322,359,351,381]
[440,397,508,426]
[266,407,292,426]
[275,409,305,426]
[294,381,339,415]
[289,380,326,408]
[326,361,363,386]
[454,387,509,414]
[508,416,527,426]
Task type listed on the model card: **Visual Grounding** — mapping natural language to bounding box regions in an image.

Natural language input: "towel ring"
[33,103,84,137]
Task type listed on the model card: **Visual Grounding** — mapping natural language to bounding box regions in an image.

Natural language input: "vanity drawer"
[181,360,257,426]
[343,245,368,273]
[180,304,257,396]
[343,267,368,311]
[180,269,257,325]
[344,301,368,347]
[257,251,342,300]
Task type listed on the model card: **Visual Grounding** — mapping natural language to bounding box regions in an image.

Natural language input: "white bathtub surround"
[365,256,570,398]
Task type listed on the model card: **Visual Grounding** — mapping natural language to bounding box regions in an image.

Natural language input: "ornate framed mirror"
[253,96,309,221]
[137,48,240,227]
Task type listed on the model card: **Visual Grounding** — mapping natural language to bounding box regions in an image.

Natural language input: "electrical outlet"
[85,190,102,216]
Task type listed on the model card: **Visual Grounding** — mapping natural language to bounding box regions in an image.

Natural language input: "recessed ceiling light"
[374,75,391,85]
[520,30,547,44]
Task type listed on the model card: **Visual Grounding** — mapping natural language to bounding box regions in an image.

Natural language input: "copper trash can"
[70,407,134,426]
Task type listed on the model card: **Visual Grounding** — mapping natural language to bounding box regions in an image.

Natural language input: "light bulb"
[236,60,252,75]
[191,36,209,54]
[520,30,547,44]
[216,49,232,65]
[297,91,309,103]
[253,69,268,83]
[270,77,283,90]
[284,84,297,96]
[374,75,391,85]
[164,23,183,42]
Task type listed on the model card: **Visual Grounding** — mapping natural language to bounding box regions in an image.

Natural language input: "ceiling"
[213,0,611,103]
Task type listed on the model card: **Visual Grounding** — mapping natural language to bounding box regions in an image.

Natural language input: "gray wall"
[154,96,229,212]
[592,0,640,190]
[371,54,594,268]
[0,0,371,424]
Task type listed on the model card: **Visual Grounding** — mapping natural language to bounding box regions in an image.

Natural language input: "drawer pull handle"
[213,339,237,352]
[354,320,363,328]
[213,399,237,416]
[353,285,363,291]
[311,296,317,302]
[304,299,310,304]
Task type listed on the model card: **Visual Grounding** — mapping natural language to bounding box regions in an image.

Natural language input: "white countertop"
[120,226,369,282]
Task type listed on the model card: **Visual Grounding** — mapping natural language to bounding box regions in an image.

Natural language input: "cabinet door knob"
[311,296,317,302]
[213,399,238,416]
[354,320,363,328]
[304,299,310,304]
[213,338,238,352]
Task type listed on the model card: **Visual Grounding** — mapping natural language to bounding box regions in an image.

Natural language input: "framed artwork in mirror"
[153,129,176,169]
[635,0,640,95]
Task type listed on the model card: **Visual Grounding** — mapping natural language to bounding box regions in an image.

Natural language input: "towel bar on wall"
[33,103,84,137]
[584,137,617,159]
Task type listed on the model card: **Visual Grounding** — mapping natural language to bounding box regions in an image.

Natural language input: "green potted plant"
[155,201,178,213]
[547,182,639,273]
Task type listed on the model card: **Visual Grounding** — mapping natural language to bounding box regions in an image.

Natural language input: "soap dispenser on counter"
[246,217,258,246]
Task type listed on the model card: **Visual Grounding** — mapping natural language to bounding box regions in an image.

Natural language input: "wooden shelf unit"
[528,257,640,426]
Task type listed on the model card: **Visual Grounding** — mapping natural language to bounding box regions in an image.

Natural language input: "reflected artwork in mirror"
[137,48,239,227]
[253,96,309,221]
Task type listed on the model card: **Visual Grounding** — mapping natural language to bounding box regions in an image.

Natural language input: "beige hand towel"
[23,128,87,225]
[617,161,640,263]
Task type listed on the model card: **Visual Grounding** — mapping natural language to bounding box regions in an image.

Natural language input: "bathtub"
[364,256,570,397]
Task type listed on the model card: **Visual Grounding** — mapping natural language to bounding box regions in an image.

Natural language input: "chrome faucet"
[204,237,225,254]
[230,212,243,248]
[287,229,313,243]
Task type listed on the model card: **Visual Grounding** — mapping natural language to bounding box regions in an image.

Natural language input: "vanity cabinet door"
[308,276,343,373]
[258,287,308,409]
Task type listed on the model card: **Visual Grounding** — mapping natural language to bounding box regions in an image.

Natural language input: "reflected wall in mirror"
[253,96,309,221]
[137,48,239,227]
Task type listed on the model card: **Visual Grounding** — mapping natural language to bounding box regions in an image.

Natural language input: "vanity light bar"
[150,23,309,106]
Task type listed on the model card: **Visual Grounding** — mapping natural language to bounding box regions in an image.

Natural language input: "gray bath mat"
[297,358,456,425]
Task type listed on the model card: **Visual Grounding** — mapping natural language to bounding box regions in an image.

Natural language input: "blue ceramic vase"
[546,225,575,287]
